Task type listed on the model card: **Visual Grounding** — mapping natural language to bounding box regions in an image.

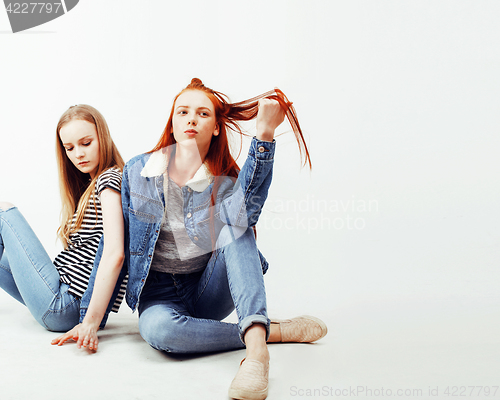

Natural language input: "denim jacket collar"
[140,147,213,192]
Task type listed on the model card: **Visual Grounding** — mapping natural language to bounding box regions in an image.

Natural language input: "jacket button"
[187,187,192,192]
[258,146,265,153]
[194,236,198,241]
[187,212,192,218]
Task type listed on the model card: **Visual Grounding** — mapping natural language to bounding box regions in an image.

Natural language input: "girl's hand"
[51,322,100,351]
[256,98,286,142]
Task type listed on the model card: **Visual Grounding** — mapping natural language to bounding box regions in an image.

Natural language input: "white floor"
[0,289,334,400]
[1,216,498,400]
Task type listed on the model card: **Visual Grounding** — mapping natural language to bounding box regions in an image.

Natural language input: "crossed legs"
[138,226,271,354]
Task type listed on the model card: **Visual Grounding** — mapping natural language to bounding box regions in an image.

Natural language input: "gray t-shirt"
[150,176,212,274]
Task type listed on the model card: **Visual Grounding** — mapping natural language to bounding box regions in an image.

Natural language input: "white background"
[0,1,499,399]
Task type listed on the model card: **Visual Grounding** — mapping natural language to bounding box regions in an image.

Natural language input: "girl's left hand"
[256,98,286,142]
[51,322,100,351]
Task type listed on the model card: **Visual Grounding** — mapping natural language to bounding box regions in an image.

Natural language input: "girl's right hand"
[256,98,286,142]
[51,322,100,351]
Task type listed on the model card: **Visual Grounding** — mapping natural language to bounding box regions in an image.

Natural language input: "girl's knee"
[0,202,15,212]
[139,309,190,353]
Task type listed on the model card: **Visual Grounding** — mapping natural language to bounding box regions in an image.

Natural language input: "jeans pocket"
[42,293,80,332]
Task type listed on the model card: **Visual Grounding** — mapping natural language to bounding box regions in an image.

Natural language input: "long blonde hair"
[55,104,124,248]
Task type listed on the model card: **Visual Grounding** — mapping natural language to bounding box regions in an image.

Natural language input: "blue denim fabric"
[80,137,274,337]
[0,207,80,331]
[138,226,269,353]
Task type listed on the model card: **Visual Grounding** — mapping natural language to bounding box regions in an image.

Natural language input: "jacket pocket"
[128,207,154,256]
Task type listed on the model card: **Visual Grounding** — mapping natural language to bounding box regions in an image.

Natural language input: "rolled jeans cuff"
[239,314,270,344]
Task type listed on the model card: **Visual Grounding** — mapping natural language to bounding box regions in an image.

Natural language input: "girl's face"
[59,119,100,179]
[172,90,219,154]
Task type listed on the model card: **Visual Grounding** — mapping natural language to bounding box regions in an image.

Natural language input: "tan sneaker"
[271,315,327,343]
[228,358,269,400]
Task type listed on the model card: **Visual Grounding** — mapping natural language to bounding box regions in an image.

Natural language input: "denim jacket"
[80,137,275,327]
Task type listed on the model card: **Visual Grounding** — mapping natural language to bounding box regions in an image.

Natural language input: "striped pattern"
[53,168,127,313]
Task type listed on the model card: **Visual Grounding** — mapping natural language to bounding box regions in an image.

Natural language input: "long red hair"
[150,78,311,243]
[150,78,311,177]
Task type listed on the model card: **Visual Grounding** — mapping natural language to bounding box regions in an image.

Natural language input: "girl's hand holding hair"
[256,98,286,142]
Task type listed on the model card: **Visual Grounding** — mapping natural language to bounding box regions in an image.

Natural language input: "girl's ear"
[213,124,220,137]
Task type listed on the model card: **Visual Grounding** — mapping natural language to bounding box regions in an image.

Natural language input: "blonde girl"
[0,105,125,332]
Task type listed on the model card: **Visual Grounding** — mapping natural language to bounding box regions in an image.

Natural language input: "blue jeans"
[0,206,80,331]
[138,226,270,353]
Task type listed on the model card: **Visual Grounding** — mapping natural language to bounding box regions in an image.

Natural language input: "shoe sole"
[228,386,268,400]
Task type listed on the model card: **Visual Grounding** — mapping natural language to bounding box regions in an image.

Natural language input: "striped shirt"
[53,168,126,313]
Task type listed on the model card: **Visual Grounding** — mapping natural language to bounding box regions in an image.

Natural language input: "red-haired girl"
[55,80,327,400]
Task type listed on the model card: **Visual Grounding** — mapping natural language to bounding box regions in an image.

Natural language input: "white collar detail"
[140,147,212,192]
